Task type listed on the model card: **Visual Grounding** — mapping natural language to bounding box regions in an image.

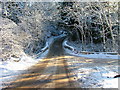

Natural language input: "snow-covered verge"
[0,49,49,89]
[67,49,119,60]
[64,40,119,88]
[66,55,119,88]
[63,40,119,59]
[0,56,34,88]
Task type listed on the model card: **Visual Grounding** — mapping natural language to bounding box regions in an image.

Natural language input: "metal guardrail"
[63,41,119,55]
[79,51,119,55]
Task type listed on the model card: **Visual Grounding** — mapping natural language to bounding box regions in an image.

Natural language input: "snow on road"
[65,49,119,88]
[1,40,119,88]
[1,51,119,88]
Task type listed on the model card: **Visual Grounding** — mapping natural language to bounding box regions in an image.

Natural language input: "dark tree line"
[57,1,119,52]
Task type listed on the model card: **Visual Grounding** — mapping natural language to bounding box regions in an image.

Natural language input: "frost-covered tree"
[57,1,119,52]
[1,2,61,61]
[1,2,24,24]
[0,1,119,62]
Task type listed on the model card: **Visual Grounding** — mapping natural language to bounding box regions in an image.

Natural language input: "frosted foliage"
[58,2,118,52]
[1,2,59,61]
[0,17,30,61]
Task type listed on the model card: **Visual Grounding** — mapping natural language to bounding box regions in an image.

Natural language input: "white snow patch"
[102,78,118,88]
[0,55,38,88]
[76,67,118,88]
[2,56,38,71]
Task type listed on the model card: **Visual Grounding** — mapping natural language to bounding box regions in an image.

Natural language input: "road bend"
[4,35,79,89]
[3,35,118,89]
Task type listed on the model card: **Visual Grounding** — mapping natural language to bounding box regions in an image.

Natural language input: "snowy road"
[3,56,118,89]
[2,35,119,89]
